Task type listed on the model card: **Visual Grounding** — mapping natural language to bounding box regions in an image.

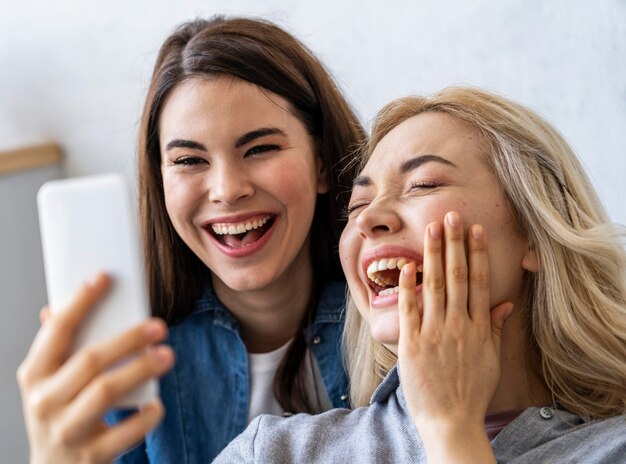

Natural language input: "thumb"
[490,302,514,350]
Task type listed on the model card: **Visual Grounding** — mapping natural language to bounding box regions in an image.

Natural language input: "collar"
[370,364,401,404]
[190,279,346,325]
[369,363,594,451]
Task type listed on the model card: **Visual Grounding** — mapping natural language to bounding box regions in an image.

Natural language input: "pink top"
[484,410,525,440]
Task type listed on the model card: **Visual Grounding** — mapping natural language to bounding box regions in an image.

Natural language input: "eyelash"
[345,181,442,217]
[245,144,281,157]
[408,180,441,191]
[172,156,205,166]
[344,203,368,217]
[171,144,281,166]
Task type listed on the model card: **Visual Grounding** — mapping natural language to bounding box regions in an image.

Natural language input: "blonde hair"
[343,86,626,419]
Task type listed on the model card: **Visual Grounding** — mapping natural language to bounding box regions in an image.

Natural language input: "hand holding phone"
[37,173,157,407]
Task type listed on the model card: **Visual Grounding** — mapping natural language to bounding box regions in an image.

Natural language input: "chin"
[214,271,275,293]
[368,311,400,346]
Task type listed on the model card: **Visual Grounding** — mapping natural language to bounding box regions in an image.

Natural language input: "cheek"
[161,176,178,220]
[339,225,372,320]
[463,199,528,304]
[161,175,199,230]
[263,158,318,207]
[339,224,360,282]
[404,197,459,233]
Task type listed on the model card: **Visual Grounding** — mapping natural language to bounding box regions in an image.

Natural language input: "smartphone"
[37,173,157,408]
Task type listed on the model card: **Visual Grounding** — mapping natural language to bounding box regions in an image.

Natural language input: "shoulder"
[215,399,426,464]
[168,284,238,336]
[494,408,626,463]
[214,408,359,463]
[314,281,346,323]
[568,415,626,462]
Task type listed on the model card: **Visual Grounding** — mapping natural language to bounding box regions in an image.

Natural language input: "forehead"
[360,112,482,176]
[159,76,295,133]
[158,76,304,139]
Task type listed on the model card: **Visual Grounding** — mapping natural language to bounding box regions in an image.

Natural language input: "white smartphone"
[37,173,157,408]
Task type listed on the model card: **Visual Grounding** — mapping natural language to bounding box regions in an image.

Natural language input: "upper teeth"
[366,257,422,287]
[211,215,271,236]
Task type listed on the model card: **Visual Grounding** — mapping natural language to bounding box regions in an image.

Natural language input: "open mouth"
[366,257,423,296]
[207,214,276,249]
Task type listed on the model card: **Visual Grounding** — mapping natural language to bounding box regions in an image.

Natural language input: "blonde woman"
[212,86,626,462]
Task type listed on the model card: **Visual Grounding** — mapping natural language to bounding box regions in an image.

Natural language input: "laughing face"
[159,76,327,295]
[339,112,533,351]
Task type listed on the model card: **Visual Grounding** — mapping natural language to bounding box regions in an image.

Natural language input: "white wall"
[1,0,625,460]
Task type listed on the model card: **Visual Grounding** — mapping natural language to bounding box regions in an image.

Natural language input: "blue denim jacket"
[107,280,349,463]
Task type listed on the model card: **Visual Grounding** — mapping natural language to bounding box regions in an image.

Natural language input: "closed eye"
[345,202,369,218]
[172,155,207,166]
[245,144,281,157]
[408,180,442,192]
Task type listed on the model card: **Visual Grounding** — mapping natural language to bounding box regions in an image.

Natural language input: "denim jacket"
[107,280,349,463]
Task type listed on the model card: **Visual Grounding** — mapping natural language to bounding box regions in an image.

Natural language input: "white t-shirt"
[247,340,332,424]
[247,340,292,423]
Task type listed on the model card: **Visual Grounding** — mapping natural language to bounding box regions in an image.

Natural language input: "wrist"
[417,419,494,464]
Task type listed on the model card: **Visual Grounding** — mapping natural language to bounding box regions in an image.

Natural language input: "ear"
[521,246,539,273]
[316,157,329,194]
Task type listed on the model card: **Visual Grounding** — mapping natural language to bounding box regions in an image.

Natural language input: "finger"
[398,262,421,342]
[443,212,469,319]
[35,319,168,410]
[90,400,164,463]
[489,302,514,354]
[39,306,52,325]
[467,224,490,323]
[20,273,111,383]
[58,345,173,444]
[421,222,445,329]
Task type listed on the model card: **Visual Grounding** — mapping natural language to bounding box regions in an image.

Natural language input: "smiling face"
[159,76,327,295]
[339,112,534,351]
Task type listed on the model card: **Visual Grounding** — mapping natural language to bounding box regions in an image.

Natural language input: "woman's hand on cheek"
[397,212,513,464]
[17,274,174,464]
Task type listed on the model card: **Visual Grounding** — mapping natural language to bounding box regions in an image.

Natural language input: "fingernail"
[86,273,104,288]
[143,319,164,338]
[472,225,484,240]
[152,346,173,365]
[429,223,441,239]
[446,212,460,227]
[505,304,515,319]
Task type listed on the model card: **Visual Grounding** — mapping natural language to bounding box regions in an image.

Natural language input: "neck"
[487,306,552,414]
[212,253,314,354]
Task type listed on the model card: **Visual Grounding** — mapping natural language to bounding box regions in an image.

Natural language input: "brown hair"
[138,16,364,414]
[344,87,626,419]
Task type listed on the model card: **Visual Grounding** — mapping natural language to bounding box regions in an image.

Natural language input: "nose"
[208,160,254,205]
[355,197,402,239]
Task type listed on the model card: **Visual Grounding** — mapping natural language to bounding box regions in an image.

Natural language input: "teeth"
[378,286,399,296]
[366,257,421,289]
[211,215,271,236]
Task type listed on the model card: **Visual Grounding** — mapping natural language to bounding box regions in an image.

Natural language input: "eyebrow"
[235,127,287,148]
[165,139,207,152]
[400,154,457,174]
[352,154,457,186]
[164,127,287,153]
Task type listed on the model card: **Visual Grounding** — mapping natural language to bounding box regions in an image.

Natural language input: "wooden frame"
[0,143,62,176]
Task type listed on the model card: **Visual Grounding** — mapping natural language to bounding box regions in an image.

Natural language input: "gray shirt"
[214,365,626,463]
